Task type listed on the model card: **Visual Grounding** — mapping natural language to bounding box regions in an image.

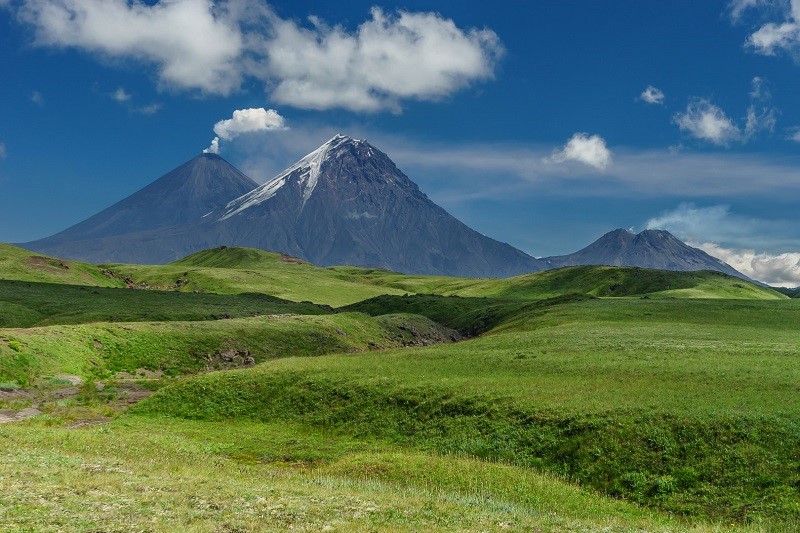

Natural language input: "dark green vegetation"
[331,263,786,301]
[776,286,800,298]
[0,279,329,328]
[1,243,798,531]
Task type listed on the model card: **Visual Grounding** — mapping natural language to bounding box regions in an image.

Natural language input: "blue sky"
[1,0,800,284]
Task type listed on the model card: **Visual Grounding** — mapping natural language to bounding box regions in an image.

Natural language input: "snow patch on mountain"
[220,134,359,220]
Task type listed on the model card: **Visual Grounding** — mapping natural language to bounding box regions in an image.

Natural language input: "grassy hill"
[0,243,120,287]
[104,247,408,306]
[1,244,783,305]
[1,415,708,532]
[332,264,785,301]
[0,312,455,387]
[2,242,798,530]
[0,279,331,328]
[776,286,800,298]
[139,296,800,525]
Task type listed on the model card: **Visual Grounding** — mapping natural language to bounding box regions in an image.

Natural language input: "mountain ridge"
[543,228,753,282]
[23,135,548,277]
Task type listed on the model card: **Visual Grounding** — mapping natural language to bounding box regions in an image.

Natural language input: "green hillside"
[140,296,800,525]
[0,312,454,386]
[105,247,407,306]
[1,244,783,305]
[0,279,329,328]
[776,286,800,298]
[333,264,785,301]
[0,243,120,287]
[2,242,797,530]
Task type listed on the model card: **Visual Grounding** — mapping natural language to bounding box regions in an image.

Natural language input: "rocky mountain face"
[23,136,755,281]
[543,228,752,281]
[208,135,547,277]
[25,154,258,263]
[24,135,548,277]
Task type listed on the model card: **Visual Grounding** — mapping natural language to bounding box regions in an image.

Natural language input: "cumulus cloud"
[30,91,44,106]
[0,142,6,159]
[213,108,286,140]
[203,107,285,153]
[262,7,503,112]
[203,137,220,154]
[673,99,742,145]
[111,87,131,102]
[549,133,612,170]
[640,85,665,105]
[674,78,777,146]
[19,0,247,95]
[14,1,503,112]
[731,0,800,57]
[694,242,800,286]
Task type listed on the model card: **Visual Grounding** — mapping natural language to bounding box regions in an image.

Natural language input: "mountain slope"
[543,228,752,281]
[24,153,258,263]
[211,134,547,277]
[24,135,546,277]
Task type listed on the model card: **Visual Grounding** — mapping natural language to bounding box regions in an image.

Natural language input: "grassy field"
[0,312,456,387]
[105,247,408,306]
[0,243,120,287]
[0,278,334,328]
[1,414,735,532]
[139,296,800,525]
[331,264,786,301]
[1,242,798,530]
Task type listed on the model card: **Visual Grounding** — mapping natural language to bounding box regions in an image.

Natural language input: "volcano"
[25,135,547,277]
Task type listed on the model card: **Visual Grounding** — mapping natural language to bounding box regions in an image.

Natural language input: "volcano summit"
[25,135,547,277]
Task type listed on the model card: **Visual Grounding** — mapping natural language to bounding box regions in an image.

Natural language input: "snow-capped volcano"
[210,134,548,277]
[222,134,355,219]
[23,134,548,276]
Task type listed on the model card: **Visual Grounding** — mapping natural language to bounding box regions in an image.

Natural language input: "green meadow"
[1,244,798,531]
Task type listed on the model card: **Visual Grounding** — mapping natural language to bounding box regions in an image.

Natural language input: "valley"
[1,244,798,531]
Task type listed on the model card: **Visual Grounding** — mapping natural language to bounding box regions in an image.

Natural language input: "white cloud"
[549,133,612,170]
[694,243,800,286]
[19,0,247,95]
[731,0,800,57]
[0,142,6,159]
[640,85,665,105]
[213,108,286,140]
[646,203,747,243]
[203,137,220,154]
[673,99,742,146]
[15,2,503,111]
[749,76,769,100]
[789,129,800,141]
[111,87,131,102]
[30,91,44,106]
[745,104,777,136]
[262,7,503,112]
[133,103,162,115]
[729,0,770,22]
